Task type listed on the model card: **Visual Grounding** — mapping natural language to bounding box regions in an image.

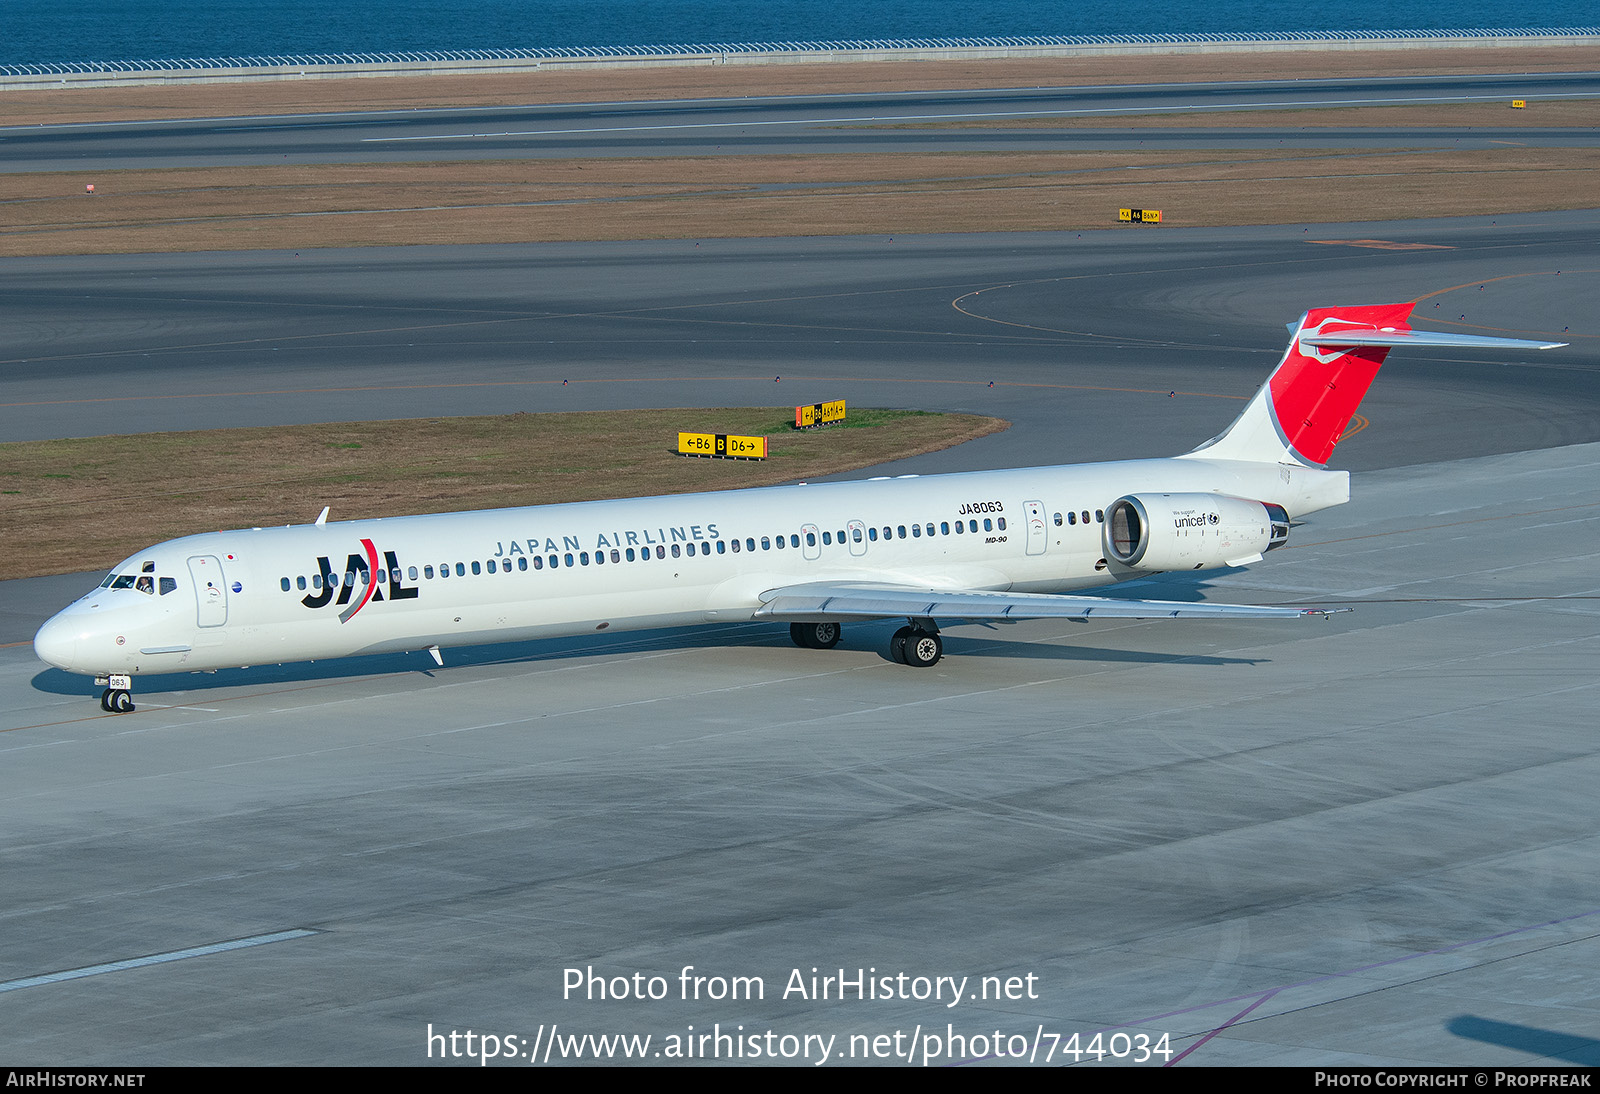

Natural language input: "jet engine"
[1104,493,1290,571]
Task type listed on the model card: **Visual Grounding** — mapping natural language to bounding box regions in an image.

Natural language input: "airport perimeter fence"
[2,28,1599,89]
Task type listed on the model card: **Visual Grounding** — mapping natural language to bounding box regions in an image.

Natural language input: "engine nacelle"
[1104,493,1289,571]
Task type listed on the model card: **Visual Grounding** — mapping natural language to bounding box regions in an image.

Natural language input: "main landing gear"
[97,674,135,713]
[790,621,842,650]
[890,624,943,668]
[789,620,944,667]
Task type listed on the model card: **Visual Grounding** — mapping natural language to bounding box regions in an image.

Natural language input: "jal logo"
[300,538,418,622]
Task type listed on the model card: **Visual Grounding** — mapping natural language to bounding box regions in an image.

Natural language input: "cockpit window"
[104,571,163,594]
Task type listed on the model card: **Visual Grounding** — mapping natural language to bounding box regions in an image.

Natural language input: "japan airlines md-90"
[34,302,1563,712]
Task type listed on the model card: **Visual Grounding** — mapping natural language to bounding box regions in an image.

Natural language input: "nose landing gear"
[96,674,136,713]
[100,689,135,713]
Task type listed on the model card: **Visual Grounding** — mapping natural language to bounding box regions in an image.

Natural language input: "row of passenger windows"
[275,516,1013,592]
[1057,509,1105,526]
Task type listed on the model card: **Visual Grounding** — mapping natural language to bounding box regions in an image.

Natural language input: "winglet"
[315,506,330,526]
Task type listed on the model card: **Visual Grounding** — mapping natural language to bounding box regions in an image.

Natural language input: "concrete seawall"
[3,30,1597,91]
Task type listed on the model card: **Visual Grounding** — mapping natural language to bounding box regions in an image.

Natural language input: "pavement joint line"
[0,929,320,994]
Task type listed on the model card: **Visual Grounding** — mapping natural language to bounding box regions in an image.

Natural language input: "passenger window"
[912,524,921,538]
[790,534,800,548]
[898,525,907,539]
[1095,510,1104,522]
[775,536,785,550]
[656,546,666,559]
[456,563,466,576]
[595,551,605,565]
[745,538,755,552]
[730,540,740,553]
[487,560,497,574]
[761,537,771,550]
[1054,512,1063,526]
[716,541,726,554]
[470,561,480,575]
[297,576,307,591]
[822,532,832,545]
[280,577,290,591]
[1068,512,1077,525]
[940,522,949,535]
[955,521,963,534]
[868,527,878,542]
[611,549,621,563]
[806,532,816,547]
[1082,510,1091,525]
[518,557,528,571]
[533,557,543,570]
[565,554,574,567]
[997,517,1006,530]
[668,544,678,558]
[580,552,590,565]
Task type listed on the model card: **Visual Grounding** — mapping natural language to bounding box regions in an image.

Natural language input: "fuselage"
[32,454,1346,679]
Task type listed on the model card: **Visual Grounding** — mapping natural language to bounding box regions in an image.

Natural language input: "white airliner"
[34,301,1562,712]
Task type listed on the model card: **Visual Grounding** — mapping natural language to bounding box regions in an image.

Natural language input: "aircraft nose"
[33,613,81,671]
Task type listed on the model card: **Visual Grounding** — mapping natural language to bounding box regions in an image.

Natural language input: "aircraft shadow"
[29,614,1265,699]
[1446,1015,1600,1065]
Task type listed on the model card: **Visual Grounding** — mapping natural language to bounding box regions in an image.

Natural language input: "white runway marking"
[0,929,318,994]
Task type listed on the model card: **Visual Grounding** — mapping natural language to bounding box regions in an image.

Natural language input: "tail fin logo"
[1267,303,1414,466]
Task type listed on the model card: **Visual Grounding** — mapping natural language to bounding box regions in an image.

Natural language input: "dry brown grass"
[0,408,1007,579]
[1,47,1591,126]
[7,146,1596,255]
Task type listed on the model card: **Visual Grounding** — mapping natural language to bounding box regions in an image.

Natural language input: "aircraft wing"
[754,582,1338,623]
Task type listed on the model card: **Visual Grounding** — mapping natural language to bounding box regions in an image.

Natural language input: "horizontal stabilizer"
[1303,329,1567,351]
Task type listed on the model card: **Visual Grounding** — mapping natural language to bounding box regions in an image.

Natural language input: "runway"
[2,68,1599,1064]
[5,72,1599,171]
